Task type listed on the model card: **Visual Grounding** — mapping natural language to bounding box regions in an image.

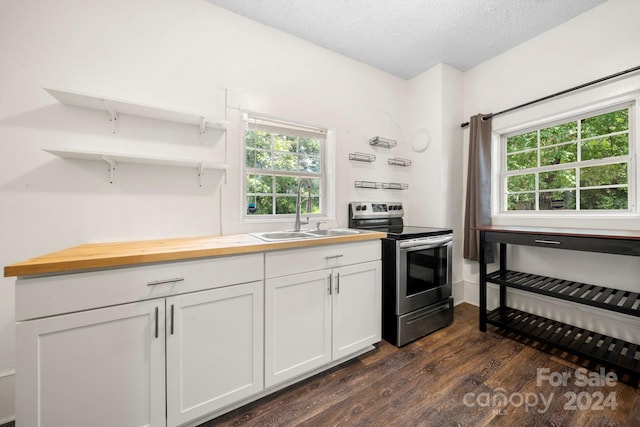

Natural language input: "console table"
[477,225,640,376]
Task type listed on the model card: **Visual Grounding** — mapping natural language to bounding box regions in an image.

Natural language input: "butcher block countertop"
[4,231,386,278]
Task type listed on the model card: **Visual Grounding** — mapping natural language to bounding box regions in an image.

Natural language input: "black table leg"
[499,243,507,311]
[479,230,487,332]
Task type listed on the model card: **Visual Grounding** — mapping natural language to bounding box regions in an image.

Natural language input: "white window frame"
[496,98,638,217]
[241,112,335,224]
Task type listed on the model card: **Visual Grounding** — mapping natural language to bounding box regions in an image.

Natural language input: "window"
[243,114,327,219]
[501,104,635,213]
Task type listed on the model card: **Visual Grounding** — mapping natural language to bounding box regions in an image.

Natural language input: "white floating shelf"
[44,148,227,186]
[44,88,228,132]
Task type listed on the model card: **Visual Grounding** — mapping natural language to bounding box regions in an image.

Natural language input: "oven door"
[396,235,452,315]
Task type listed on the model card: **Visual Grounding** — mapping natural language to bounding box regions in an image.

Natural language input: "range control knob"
[362,205,367,211]
[355,205,362,211]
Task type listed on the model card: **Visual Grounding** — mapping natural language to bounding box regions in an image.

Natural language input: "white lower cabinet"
[166,281,263,426]
[17,281,264,427]
[265,270,332,387]
[16,299,167,427]
[265,257,381,388]
[15,242,382,426]
[331,262,382,360]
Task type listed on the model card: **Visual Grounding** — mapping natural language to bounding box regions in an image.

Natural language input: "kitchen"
[1,0,640,425]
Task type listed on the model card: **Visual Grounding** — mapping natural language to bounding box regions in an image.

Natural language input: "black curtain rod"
[460,64,640,128]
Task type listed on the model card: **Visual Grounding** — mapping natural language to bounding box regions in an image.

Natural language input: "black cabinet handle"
[170,304,175,335]
[154,307,159,339]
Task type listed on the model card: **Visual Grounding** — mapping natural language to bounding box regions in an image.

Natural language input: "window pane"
[273,134,297,153]
[245,130,271,149]
[580,163,627,187]
[246,196,273,215]
[507,193,535,211]
[539,169,575,190]
[581,188,628,210]
[540,143,577,166]
[244,117,325,218]
[310,197,320,213]
[247,174,273,193]
[507,131,537,153]
[275,196,297,214]
[581,134,628,161]
[299,156,320,173]
[246,149,272,169]
[507,151,537,171]
[275,176,298,194]
[581,109,628,139]
[272,153,298,171]
[300,138,321,155]
[540,122,577,147]
[539,191,576,210]
[309,178,321,195]
[507,173,535,192]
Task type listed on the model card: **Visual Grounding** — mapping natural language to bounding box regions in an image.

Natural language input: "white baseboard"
[452,279,465,306]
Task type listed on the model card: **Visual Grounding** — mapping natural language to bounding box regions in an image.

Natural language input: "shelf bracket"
[102,155,117,183]
[199,117,207,144]
[101,99,118,134]
[197,163,205,187]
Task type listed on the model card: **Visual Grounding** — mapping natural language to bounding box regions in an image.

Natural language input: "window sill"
[492,211,640,230]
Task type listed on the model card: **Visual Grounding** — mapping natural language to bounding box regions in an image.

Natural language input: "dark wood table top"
[474,225,640,241]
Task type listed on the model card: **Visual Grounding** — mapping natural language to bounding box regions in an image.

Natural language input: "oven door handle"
[399,235,453,251]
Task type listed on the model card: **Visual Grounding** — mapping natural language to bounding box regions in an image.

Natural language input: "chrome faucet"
[294,178,312,231]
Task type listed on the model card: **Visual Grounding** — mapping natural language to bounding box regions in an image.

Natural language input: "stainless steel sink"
[250,231,313,241]
[250,228,363,242]
[306,228,361,237]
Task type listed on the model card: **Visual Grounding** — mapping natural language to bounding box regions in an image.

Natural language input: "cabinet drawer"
[485,231,640,257]
[16,253,263,321]
[265,240,380,278]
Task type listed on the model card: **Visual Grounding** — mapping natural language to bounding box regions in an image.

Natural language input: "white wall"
[406,63,465,289]
[461,0,640,341]
[0,0,417,421]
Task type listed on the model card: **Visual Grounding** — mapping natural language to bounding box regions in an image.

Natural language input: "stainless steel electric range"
[348,202,454,347]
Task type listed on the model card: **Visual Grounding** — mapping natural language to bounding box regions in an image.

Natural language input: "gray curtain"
[463,113,494,262]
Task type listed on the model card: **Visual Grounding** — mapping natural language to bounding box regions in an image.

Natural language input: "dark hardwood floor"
[201,303,640,427]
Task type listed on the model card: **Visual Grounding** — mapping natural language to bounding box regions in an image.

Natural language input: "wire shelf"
[388,157,411,167]
[369,136,397,149]
[382,182,409,190]
[355,181,408,190]
[354,181,382,189]
[349,152,376,162]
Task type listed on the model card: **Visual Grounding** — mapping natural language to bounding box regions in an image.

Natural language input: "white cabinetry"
[332,261,381,360]
[166,282,263,426]
[16,299,166,427]
[15,253,263,427]
[264,241,381,387]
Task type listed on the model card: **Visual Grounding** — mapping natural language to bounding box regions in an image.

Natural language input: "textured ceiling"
[207,0,606,79]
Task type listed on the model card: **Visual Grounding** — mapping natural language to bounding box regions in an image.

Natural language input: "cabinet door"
[332,261,382,360]
[265,270,332,388]
[16,300,166,427]
[166,281,263,426]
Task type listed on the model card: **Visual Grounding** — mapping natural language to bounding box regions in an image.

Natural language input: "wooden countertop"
[475,225,640,240]
[4,231,386,278]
